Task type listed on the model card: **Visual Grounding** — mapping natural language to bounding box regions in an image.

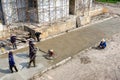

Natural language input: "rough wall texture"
[16,0,26,22]
[2,0,18,24]
[0,23,3,31]
[76,16,91,26]
[1,0,93,25]
[24,15,76,39]
[40,16,76,38]
[75,0,93,15]
[37,0,69,26]
[76,6,105,26]
[90,7,104,16]
[1,0,38,24]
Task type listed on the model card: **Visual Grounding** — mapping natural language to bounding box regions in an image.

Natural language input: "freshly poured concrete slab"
[38,18,120,63]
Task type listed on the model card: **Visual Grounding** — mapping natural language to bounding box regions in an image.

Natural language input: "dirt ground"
[35,32,120,80]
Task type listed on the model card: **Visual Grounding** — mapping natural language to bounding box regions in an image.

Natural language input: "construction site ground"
[0,16,120,80]
[0,6,120,80]
[36,32,120,80]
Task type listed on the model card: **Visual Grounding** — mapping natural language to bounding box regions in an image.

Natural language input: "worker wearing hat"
[8,51,18,73]
[28,41,37,68]
[98,38,107,49]
[35,31,42,42]
[48,49,54,57]
[10,34,17,49]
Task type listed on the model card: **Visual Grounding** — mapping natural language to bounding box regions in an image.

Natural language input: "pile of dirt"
[91,13,112,23]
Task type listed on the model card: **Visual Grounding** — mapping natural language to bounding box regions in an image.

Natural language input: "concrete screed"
[0,17,120,80]
[37,32,120,80]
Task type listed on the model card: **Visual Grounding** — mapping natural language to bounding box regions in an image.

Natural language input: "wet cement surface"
[38,17,120,63]
[0,17,120,79]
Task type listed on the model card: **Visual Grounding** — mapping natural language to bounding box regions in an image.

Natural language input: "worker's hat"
[50,49,54,52]
[102,38,105,42]
[29,38,34,41]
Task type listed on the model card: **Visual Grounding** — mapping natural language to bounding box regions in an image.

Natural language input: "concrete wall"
[17,0,26,22]
[24,15,76,39]
[76,16,91,26]
[17,8,26,22]
[37,0,69,25]
[0,23,3,31]
[28,9,38,22]
[1,0,94,25]
[76,6,106,26]
[2,0,18,24]
[1,0,38,24]
[89,7,104,17]
[2,0,26,23]
[75,0,93,15]
[0,23,10,39]
[40,16,76,38]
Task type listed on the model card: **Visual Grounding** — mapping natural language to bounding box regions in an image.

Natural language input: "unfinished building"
[0,0,94,39]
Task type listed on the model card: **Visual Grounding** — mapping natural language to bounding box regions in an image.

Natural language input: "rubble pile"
[91,13,112,23]
[0,29,30,54]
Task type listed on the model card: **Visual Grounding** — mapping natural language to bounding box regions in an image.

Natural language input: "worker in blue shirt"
[8,51,18,73]
[98,38,107,49]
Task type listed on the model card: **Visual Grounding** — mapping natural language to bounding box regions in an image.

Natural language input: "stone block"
[23,16,76,39]
[77,16,91,26]
[90,7,104,17]
[40,16,76,39]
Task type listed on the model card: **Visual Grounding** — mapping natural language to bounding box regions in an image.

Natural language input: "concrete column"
[90,0,93,8]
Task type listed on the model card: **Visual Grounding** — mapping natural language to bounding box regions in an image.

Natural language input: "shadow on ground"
[16,53,28,59]
[0,69,10,74]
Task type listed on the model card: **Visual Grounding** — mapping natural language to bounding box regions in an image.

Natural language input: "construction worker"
[98,38,107,49]
[8,51,18,73]
[29,38,34,57]
[28,42,37,68]
[10,34,17,49]
[35,31,42,42]
[45,49,55,60]
[48,49,54,57]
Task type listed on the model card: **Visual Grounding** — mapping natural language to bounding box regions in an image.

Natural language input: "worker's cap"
[29,38,34,41]
[50,49,54,52]
[102,38,105,42]
[8,50,13,55]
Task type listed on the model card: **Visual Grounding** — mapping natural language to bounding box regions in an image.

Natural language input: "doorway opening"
[0,0,5,25]
[69,0,75,15]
